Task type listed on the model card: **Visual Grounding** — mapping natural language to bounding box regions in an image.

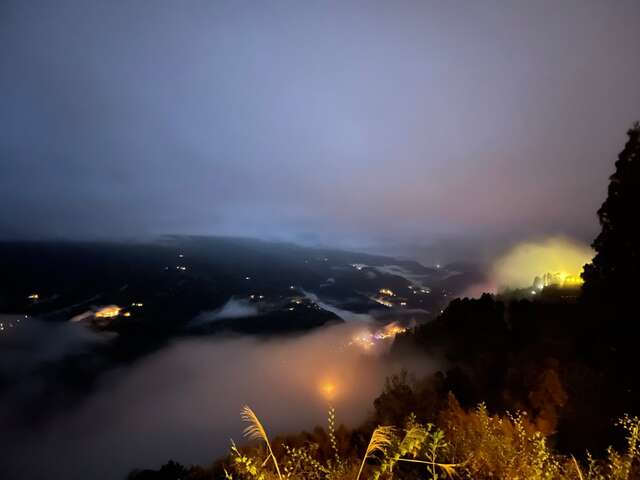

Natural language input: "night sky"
[2,1,640,251]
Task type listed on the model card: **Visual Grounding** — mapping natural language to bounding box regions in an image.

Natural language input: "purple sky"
[2,0,640,252]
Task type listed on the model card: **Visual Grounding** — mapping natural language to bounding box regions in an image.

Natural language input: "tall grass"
[225,403,640,480]
[239,405,282,479]
[355,426,394,480]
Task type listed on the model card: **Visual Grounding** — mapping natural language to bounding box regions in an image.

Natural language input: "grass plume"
[240,405,283,480]
[356,426,395,480]
[221,404,640,480]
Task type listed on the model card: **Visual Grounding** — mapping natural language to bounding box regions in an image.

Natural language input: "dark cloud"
[2,0,640,249]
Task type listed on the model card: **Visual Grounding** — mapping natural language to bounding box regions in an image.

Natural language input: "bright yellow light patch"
[562,275,584,287]
[319,380,338,401]
[382,322,406,337]
[492,237,593,290]
[350,331,375,350]
[95,305,121,318]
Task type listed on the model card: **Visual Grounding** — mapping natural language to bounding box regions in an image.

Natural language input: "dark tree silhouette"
[582,122,640,305]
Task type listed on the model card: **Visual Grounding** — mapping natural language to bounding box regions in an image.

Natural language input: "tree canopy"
[582,122,640,305]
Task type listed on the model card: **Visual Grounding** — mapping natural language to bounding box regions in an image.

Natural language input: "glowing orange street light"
[319,380,338,402]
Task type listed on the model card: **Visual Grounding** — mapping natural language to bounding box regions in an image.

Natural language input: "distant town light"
[372,297,393,308]
[95,305,121,318]
[348,322,407,352]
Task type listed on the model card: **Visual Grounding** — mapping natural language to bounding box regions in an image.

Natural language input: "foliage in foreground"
[223,402,640,480]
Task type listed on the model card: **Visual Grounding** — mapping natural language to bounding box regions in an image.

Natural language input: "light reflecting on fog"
[1,321,437,480]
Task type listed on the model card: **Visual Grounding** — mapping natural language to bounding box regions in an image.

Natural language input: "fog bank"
[0,321,437,480]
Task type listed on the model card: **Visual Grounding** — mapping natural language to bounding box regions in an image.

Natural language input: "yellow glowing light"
[492,237,593,290]
[123,312,132,317]
[537,271,585,288]
[562,275,584,287]
[95,305,121,318]
[379,322,407,339]
[28,293,39,300]
[379,288,395,296]
[373,297,393,308]
[350,331,375,350]
[348,322,407,352]
[319,380,338,401]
